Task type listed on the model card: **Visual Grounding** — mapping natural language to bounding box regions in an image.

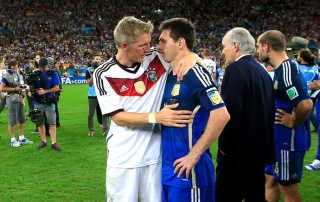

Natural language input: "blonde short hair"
[114,16,154,49]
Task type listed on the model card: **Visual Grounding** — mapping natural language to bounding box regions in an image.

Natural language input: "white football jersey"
[203,58,216,75]
[94,48,170,168]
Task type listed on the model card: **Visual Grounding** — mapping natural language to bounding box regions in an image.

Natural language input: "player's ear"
[121,42,129,50]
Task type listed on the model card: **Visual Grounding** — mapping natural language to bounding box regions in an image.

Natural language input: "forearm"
[87,77,93,86]
[292,100,313,128]
[195,54,207,68]
[310,81,320,90]
[0,86,19,92]
[188,108,229,157]
[112,111,150,126]
[43,86,60,94]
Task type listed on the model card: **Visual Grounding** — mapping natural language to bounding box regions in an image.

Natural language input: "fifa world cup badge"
[171,83,180,96]
[274,80,278,90]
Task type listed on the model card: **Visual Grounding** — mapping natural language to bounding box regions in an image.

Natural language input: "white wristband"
[148,112,157,123]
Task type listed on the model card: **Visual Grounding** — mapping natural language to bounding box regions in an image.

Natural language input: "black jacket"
[218,55,276,166]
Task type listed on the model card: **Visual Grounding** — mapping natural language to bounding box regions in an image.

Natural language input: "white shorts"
[106,163,161,202]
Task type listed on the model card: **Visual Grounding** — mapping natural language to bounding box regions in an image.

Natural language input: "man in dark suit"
[215,27,276,202]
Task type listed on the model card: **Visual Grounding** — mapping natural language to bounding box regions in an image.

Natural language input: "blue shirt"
[33,70,60,104]
[299,63,318,95]
[1,70,19,84]
[273,58,310,151]
[161,64,225,188]
[311,67,320,99]
[86,67,96,97]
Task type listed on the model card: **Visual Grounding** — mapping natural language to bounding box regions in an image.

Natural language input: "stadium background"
[1,0,320,201]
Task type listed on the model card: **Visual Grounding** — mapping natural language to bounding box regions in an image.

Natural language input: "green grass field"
[0,84,320,201]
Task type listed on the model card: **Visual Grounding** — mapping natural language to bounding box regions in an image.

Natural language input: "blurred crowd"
[0,0,320,68]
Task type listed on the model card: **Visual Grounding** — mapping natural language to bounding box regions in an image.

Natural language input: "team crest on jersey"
[274,80,278,90]
[134,81,146,94]
[286,86,299,100]
[171,83,180,96]
[206,87,223,105]
[147,69,158,82]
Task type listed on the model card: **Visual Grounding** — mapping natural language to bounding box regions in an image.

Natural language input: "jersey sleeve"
[52,72,61,86]
[185,64,224,112]
[1,76,8,85]
[85,69,91,80]
[278,62,309,106]
[93,69,123,116]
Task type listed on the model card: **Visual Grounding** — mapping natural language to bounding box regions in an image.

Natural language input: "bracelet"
[148,112,157,123]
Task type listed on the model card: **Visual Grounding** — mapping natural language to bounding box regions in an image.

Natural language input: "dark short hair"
[159,18,196,51]
[299,49,315,66]
[9,59,18,67]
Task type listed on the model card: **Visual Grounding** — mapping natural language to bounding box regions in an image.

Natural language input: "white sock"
[19,135,25,140]
[11,137,16,142]
[52,142,56,145]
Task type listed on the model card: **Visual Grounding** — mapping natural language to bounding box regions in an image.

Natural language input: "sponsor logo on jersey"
[134,81,146,94]
[171,83,180,96]
[120,85,129,92]
[286,86,299,100]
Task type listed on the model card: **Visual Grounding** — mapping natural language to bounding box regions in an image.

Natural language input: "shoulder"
[185,64,212,83]
[94,59,117,78]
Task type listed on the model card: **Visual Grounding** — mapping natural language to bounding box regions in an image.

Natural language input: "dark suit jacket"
[218,55,275,167]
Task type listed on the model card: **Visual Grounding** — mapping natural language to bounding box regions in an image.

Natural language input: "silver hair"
[225,27,256,55]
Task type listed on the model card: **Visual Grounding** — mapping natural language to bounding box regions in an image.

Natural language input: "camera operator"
[86,53,109,137]
[0,59,33,147]
[28,58,61,151]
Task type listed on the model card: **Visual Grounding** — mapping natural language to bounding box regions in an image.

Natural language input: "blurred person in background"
[0,61,7,113]
[297,49,318,132]
[86,53,108,137]
[203,48,216,83]
[0,59,33,147]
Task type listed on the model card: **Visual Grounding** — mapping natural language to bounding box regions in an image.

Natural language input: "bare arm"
[309,80,320,90]
[176,53,207,81]
[275,99,313,128]
[0,82,23,92]
[37,85,60,95]
[87,76,93,86]
[112,103,194,127]
[173,107,230,178]
[212,72,216,84]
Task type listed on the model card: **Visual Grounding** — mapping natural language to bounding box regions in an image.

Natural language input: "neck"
[116,50,134,67]
[171,50,190,74]
[269,51,288,69]
[300,61,308,65]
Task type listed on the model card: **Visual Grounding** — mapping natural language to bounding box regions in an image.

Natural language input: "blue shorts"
[265,150,305,184]
[162,184,215,202]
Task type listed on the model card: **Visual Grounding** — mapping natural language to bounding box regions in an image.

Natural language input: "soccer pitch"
[0,84,319,201]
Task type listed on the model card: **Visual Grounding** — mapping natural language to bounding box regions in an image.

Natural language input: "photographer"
[86,53,108,137]
[28,58,61,151]
[0,60,33,147]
